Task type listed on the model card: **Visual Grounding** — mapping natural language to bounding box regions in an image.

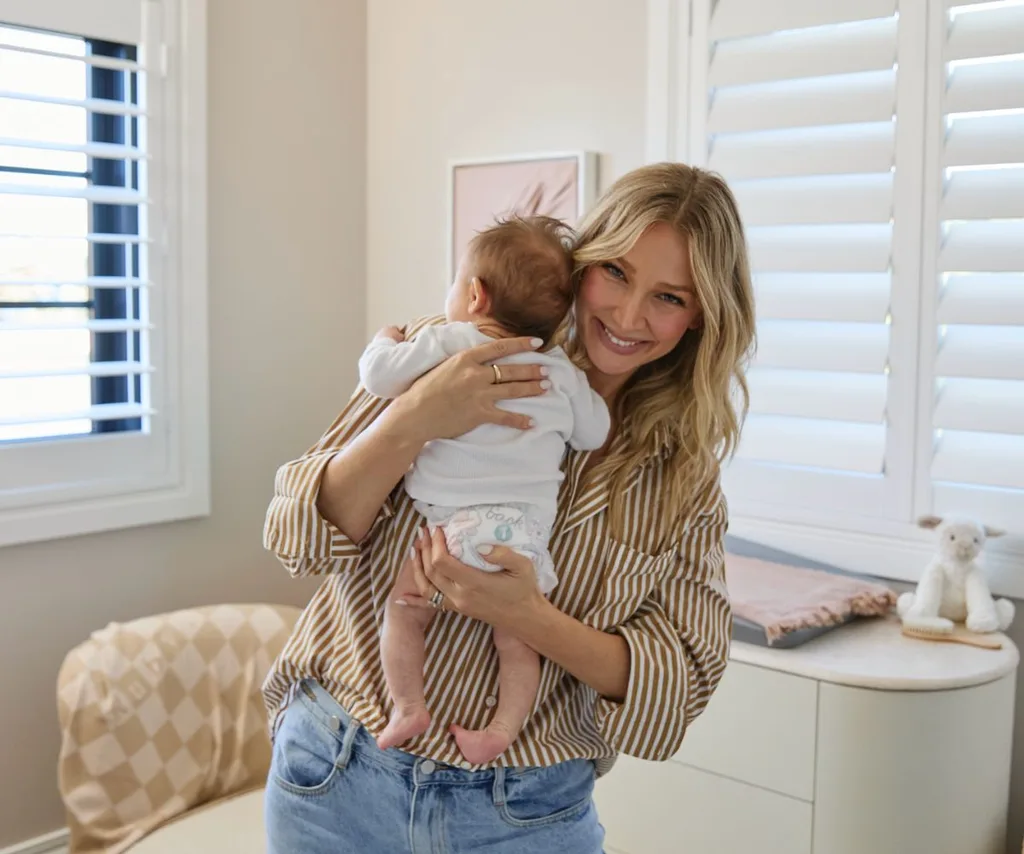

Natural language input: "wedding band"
[429,590,444,609]
[492,364,502,384]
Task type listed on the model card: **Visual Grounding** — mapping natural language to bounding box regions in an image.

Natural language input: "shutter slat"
[932,429,1024,490]
[935,325,1024,380]
[945,113,1024,168]
[940,220,1024,272]
[945,57,1024,114]
[748,224,892,272]
[756,320,889,372]
[0,360,152,380]
[0,136,145,160]
[2,319,149,333]
[709,16,898,88]
[938,273,1024,325]
[710,0,896,41]
[0,277,148,289]
[731,173,893,226]
[934,378,1024,435]
[0,183,145,205]
[748,368,887,423]
[0,89,144,117]
[736,414,886,474]
[0,41,143,72]
[0,402,152,428]
[708,70,896,135]
[709,122,895,180]
[942,167,1024,220]
[755,272,891,322]
[945,2,1024,62]
[0,234,150,245]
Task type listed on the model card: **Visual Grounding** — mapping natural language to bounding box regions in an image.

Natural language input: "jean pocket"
[495,760,595,828]
[271,699,348,797]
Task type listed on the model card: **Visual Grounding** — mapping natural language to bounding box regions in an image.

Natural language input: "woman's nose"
[614,293,646,332]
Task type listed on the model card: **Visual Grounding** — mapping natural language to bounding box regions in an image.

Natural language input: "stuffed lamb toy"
[897,514,1013,633]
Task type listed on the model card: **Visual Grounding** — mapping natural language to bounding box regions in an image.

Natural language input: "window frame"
[0,0,209,548]
[646,0,1024,598]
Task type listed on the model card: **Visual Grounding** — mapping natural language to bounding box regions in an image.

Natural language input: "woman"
[262,162,756,853]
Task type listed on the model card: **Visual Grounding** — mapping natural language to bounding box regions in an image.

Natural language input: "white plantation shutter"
[916,0,1024,531]
[687,0,926,521]
[0,0,209,547]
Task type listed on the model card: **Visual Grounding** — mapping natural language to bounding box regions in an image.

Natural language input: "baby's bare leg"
[451,627,539,764]
[378,560,435,750]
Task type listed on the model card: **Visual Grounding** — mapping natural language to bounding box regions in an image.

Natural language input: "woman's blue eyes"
[602,262,686,308]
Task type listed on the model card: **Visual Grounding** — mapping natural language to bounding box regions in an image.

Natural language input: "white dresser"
[594,615,1019,854]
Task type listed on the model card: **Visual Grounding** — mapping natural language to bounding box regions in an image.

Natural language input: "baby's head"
[447,214,574,346]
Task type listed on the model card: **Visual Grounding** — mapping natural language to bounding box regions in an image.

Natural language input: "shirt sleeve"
[567,371,611,451]
[263,315,445,577]
[593,477,732,760]
[357,326,450,399]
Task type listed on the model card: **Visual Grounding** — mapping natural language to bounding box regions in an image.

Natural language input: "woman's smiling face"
[576,221,703,398]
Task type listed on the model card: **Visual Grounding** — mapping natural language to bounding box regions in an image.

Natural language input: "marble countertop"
[731,614,1020,690]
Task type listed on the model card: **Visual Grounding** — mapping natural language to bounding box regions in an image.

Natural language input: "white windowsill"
[729,514,1024,602]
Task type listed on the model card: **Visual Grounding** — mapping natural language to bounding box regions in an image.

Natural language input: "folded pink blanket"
[725,552,897,643]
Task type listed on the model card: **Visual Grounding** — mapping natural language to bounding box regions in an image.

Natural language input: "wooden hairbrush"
[901,621,1003,650]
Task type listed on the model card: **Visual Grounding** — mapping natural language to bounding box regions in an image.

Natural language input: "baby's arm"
[357,326,450,399]
[568,373,611,451]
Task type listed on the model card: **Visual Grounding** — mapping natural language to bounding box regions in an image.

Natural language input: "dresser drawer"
[673,660,818,800]
[595,754,812,854]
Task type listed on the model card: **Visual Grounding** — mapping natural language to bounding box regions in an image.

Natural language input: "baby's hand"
[375,325,404,343]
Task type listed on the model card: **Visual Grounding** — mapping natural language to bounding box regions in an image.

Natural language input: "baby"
[358,214,610,765]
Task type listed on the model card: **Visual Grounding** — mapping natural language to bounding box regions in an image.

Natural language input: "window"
[0,0,208,547]
[648,0,1024,590]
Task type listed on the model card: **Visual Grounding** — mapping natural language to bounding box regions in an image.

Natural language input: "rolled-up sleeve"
[593,480,732,760]
[262,386,396,577]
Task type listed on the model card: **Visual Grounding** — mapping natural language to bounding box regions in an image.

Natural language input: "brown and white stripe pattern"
[261,318,732,776]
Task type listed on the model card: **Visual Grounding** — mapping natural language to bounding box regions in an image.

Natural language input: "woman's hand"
[389,335,549,444]
[398,527,548,631]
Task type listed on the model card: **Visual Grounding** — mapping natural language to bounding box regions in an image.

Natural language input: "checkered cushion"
[56,603,300,854]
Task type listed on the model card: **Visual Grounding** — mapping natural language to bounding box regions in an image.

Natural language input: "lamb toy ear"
[984,526,1006,538]
[917,515,943,530]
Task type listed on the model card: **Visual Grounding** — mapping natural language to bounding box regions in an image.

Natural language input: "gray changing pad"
[723,534,892,649]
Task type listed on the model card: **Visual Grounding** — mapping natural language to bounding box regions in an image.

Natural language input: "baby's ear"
[917,515,943,530]
[984,526,1006,539]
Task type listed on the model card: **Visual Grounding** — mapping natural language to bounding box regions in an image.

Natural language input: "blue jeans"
[265,680,606,853]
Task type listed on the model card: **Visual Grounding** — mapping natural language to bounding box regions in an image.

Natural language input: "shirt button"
[484,696,497,708]
[460,761,472,770]
[420,760,436,775]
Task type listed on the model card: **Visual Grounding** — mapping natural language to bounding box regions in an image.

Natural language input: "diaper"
[413,501,557,595]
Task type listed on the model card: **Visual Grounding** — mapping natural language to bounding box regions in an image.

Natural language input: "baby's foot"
[377,703,430,751]
[450,720,515,765]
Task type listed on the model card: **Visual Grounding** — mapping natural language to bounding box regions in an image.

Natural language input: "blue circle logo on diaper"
[494,525,513,542]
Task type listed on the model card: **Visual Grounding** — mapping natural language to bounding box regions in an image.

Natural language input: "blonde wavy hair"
[561,162,757,532]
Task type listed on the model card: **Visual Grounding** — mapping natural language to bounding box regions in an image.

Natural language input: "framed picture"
[446,150,598,285]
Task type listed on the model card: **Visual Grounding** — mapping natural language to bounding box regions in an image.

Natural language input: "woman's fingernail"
[540,380,552,390]
[527,418,535,428]
[478,545,493,555]
[530,337,543,348]
[409,546,416,560]
[540,367,549,377]
[396,599,408,607]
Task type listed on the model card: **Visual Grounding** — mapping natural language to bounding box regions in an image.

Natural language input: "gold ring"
[492,364,502,384]
[429,590,444,609]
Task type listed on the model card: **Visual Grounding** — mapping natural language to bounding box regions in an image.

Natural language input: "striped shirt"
[261,316,733,776]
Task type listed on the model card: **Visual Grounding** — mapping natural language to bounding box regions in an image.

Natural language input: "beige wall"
[0,0,366,845]
[366,0,648,331]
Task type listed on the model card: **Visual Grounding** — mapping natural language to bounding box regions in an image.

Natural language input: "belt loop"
[491,766,506,807]
[337,717,360,769]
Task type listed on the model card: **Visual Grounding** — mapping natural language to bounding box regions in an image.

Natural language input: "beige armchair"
[56,603,301,853]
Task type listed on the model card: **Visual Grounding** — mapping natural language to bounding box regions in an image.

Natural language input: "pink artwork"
[448,152,596,282]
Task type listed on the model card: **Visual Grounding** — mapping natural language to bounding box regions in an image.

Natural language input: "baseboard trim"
[0,829,69,854]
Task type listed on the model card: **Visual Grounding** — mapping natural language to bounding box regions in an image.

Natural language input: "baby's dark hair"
[466,214,574,346]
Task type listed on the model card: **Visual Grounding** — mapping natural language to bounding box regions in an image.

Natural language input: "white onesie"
[358,321,610,593]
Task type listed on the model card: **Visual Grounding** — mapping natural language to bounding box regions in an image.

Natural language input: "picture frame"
[445,150,598,287]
